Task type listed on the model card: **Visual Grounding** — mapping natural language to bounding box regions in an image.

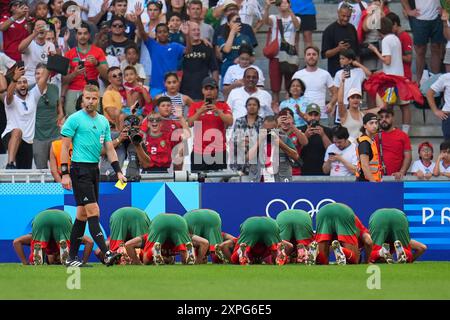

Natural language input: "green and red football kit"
[369,208,413,263]
[30,210,73,263]
[184,209,223,252]
[109,207,151,252]
[231,217,281,264]
[276,209,314,246]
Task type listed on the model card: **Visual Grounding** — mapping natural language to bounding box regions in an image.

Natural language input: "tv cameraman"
[299,103,332,175]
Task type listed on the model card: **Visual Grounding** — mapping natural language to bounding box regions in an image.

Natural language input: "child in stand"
[155,72,193,118]
[411,142,435,180]
[123,66,152,117]
[433,140,450,178]
[168,12,186,45]
[120,44,147,84]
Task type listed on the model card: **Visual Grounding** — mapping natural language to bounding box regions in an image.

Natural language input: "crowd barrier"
[1,181,449,262]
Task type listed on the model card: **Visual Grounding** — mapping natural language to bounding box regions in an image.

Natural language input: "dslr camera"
[123,114,143,144]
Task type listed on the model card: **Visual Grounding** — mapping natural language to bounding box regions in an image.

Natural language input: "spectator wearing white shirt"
[262,0,301,106]
[18,18,56,87]
[338,0,367,28]
[368,17,411,134]
[292,46,337,126]
[322,125,357,177]
[433,140,450,178]
[443,15,450,72]
[427,72,450,140]
[0,51,16,76]
[214,0,264,29]
[222,44,264,98]
[401,0,445,84]
[411,141,435,180]
[1,65,49,169]
[227,67,273,123]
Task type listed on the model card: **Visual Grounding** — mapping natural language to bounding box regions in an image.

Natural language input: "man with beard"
[292,46,337,126]
[375,108,412,180]
[2,65,48,169]
[60,84,127,267]
[227,67,273,123]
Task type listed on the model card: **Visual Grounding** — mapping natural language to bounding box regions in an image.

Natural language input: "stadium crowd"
[0,0,450,182]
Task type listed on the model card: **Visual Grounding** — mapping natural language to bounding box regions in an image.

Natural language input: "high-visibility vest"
[51,140,72,174]
[356,135,382,182]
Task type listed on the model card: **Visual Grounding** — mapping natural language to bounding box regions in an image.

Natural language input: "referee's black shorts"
[70,162,100,206]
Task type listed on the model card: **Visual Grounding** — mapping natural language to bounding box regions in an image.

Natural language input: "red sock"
[404,248,413,263]
[369,247,382,263]
[342,247,358,264]
[317,251,328,265]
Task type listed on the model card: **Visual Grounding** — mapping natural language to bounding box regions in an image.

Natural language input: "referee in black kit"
[60,84,127,267]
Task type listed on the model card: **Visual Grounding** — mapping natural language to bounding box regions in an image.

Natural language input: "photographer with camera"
[299,103,332,175]
[247,115,299,182]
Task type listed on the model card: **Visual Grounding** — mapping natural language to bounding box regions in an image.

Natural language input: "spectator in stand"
[168,12,186,45]
[427,71,450,140]
[0,51,16,77]
[60,1,98,49]
[277,108,308,176]
[0,1,30,62]
[355,113,381,182]
[375,108,412,181]
[187,77,233,172]
[188,0,214,42]
[443,10,450,72]
[292,46,337,126]
[156,72,194,119]
[368,17,411,134]
[386,12,413,81]
[103,66,128,129]
[123,65,151,116]
[227,67,273,123]
[222,43,264,99]
[433,140,450,178]
[230,97,264,176]
[338,0,368,29]
[323,125,357,177]
[411,141,435,180]
[217,12,257,79]
[93,25,121,71]
[49,0,66,28]
[105,15,135,63]
[63,22,108,116]
[33,63,64,169]
[120,44,147,83]
[90,0,136,38]
[321,3,359,77]
[262,0,301,106]
[214,0,263,29]
[87,0,110,27]
[2,65,49,169]
[401,0,444,84]
[180,21,219,101]
[299,103,332,175]
[32,1,49,20]
[134,2,189,97]
[291,0,315,48]
[167,0,189,21]
[19,19,56,87]
[279,78,309,128]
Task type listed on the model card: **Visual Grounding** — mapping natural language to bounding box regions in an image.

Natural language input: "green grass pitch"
[1,262,450,299]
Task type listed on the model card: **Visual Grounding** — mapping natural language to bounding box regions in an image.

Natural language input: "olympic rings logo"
[265,198,336,219]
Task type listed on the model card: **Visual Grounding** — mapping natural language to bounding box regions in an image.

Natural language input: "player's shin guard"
[68,219,87,260]
[88,216,108,254]
[341,247,358,264]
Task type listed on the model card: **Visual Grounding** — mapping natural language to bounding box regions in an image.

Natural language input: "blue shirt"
[217,33,254,78]
[279,97,310,127]
[61,110,112,163]
[291,0,316,15]
[144,38,185,90]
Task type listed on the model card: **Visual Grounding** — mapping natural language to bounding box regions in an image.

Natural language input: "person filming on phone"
[299,103,332,175]
[322,125,357,177]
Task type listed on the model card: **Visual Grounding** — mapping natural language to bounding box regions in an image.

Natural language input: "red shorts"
[29,240,68,263]
[315,233,359,247]
[230,242,277,264]
[143,240,187,262]
[269,58,295,93]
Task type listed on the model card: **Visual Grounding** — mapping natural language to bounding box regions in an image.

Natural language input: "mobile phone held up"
[343,64,351,78]
[78,60,85,69]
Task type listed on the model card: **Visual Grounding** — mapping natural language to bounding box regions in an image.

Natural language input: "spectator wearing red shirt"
[0,1,31,61]
[386,12,413,81]
[375,108,412,180]
[134,112,178,173]
[62,22,108,116]
[187,77,233,172]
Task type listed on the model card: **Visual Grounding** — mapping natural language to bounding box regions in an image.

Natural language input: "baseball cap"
[347,88,362,100]
[223,0,239,10]
[202,77,218,89]
[418,141,433,153]
[279,108,294,118]
[363,113,378,125]
[305,103,321,115]
[377,107,394,116]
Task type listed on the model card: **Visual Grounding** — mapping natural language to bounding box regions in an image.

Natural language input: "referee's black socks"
[88,216,109,254]
[69,219,87,260]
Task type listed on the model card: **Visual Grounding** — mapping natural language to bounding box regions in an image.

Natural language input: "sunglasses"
[148,117,162,123]
[43,93,49,105]
[112,73,123,78]
[112,24,124,28]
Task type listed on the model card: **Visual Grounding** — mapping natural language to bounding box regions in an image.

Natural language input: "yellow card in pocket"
[115,180,127,190]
